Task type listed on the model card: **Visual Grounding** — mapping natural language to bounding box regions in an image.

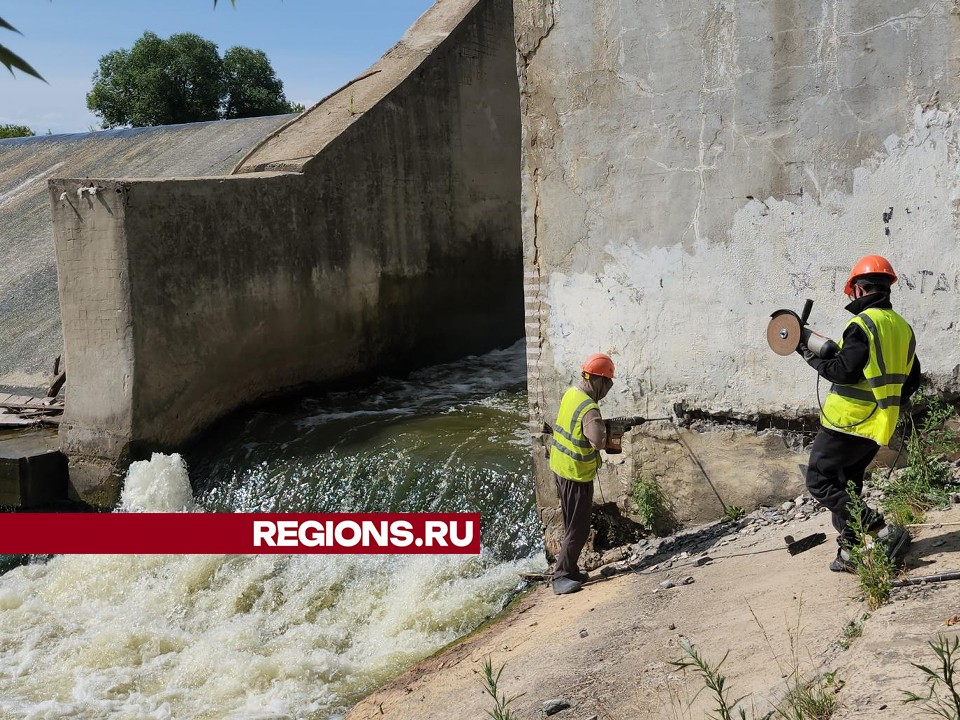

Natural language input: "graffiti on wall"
[789,265,960,296]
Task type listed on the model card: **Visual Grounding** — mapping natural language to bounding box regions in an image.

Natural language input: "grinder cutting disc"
[767,310,802,356]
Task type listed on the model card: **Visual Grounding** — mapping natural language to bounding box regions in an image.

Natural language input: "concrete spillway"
[44,0,521,503]
[0,116,293,394]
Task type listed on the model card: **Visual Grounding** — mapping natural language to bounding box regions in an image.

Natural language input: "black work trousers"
[553,474,594,580]
[805,426,884,548]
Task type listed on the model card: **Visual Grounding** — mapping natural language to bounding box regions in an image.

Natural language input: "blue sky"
[0,0,436,135]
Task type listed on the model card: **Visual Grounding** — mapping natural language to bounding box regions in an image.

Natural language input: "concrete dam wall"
[0,116,292,394]
[50,0,522,504]
[515,0,960,546]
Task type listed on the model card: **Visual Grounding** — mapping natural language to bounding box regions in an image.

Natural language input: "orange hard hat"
[843,255,898,297]
[581,352,615,379]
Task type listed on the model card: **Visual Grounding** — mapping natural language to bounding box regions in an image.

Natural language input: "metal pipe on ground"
[891,570,960,587]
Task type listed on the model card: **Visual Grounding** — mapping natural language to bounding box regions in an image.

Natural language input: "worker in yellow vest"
[798,255,920,572]
[549,352,613,594]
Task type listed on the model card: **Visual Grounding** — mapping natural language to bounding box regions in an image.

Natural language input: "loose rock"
[542,698,571,716]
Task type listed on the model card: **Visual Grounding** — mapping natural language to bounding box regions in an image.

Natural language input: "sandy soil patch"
[347,504,960,720]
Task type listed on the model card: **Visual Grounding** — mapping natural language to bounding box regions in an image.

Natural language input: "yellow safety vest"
[821,307,915,446]
[550,387,601,482]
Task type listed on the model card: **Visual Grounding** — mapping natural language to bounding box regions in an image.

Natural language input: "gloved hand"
[796,343,817,363]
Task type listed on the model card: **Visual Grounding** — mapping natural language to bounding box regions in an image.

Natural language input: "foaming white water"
[120,453,197,513]
[0,455,535,719]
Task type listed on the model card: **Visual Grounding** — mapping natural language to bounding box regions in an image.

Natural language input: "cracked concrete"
[516,0,960,532]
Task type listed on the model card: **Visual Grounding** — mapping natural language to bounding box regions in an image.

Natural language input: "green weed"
[903,634,960,719]
[724,506,746,522]
[750,600,841,720]
[775,676,839,720]
[478,657,524,720]
[877,394,960,528]
[632,476,667,529]
[672,602,840,720]
[846,481,895,609]
[671,638,754,720]
[836,613,870,651]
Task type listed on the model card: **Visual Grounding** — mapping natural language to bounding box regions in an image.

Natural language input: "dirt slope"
[347,504,960,720]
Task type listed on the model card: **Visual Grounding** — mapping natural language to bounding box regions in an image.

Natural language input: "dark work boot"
[829,548,856,574]
[552,577,582,595]
[876,525,911,566]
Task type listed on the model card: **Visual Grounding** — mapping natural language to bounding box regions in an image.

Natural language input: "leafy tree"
[1,0,233,82]
[222,46,303,119]
[87,31,301,128]
[0,124,35,139]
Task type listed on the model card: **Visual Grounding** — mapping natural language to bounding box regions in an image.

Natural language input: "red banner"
[0,513,481,554]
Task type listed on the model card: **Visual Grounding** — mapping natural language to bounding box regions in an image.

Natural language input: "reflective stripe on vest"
[549,387,600,482]
[821,307,915,446]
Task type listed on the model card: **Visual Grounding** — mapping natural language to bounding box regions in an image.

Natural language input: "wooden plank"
[0,416,36,427]
[0,400,64,411]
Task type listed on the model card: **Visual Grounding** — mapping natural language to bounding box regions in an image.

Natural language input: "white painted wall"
[519,0,960,423]
[547,105,960,418]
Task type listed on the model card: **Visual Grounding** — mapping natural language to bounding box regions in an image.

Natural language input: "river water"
[0,341,540,719]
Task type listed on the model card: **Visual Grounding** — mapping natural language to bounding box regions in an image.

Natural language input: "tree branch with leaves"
[0,18,44,80]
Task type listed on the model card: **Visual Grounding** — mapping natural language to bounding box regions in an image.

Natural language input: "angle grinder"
[766,298,839,359]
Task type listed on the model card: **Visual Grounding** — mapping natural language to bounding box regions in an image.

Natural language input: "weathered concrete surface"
[51,0,522,504]
[517,0,960,531]
[0,116,293,395]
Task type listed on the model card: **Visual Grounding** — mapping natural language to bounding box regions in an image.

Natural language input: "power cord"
[815,372,877,430]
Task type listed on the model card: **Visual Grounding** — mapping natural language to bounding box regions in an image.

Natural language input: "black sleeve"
[902,356,921,400]
[803,323,869,384]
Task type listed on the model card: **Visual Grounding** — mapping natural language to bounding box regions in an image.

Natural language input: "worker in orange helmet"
[797,255,920,573]
[548,352,614,594]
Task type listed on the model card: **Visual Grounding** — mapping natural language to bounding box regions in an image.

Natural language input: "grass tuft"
[723,506,746,522]
[836,613,870,651]
[672,602,840,720]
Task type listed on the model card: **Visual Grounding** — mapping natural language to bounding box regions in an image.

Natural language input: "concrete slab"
[0,114,294,394]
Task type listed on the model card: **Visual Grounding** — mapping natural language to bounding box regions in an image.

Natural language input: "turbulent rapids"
[0,341,539,719]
